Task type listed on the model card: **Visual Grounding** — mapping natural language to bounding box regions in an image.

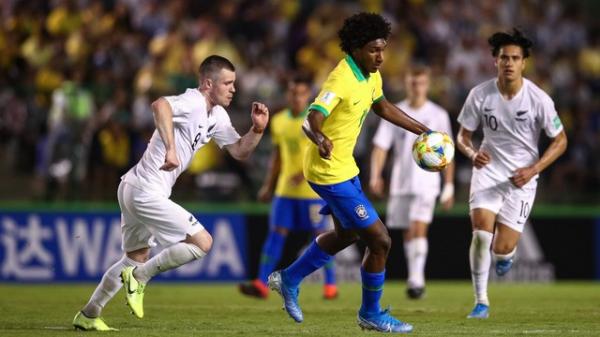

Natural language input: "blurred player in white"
[369,65,455,300]
[73,55,270,331]
[456,29,567,319]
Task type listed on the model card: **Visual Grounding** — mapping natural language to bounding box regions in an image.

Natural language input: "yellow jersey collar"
[286,107,309,119]
[345,55,369,82]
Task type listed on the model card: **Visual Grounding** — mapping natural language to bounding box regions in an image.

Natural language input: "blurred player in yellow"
[268,13,431,333]
[239,74,337,300]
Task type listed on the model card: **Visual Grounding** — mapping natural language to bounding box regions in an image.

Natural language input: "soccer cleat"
[406,287,425,300]
[467,303,489,319]
[239,279,269,299]
[495,259,514,276]
[268,270,303,323]
[323,284,339,300]
[121,266,145,319]
[357,307,413,333]
[72,311,118,331]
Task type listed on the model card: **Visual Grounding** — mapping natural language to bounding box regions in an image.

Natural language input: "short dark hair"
[289,72,313,87]
[488,28,533,58]
[338,12,391,54]
[199,55,235,80]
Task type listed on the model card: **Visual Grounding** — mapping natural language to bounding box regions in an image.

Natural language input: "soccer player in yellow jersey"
[268,13,431,333]
[239,75,337,300]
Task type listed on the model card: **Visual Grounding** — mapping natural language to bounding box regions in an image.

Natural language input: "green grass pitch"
[1,281,599,336]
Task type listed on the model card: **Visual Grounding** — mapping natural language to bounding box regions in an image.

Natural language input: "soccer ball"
[412,131,455,172]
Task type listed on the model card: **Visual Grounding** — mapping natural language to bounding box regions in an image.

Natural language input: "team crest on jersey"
[320,91,336,105]
[354,204,369,220]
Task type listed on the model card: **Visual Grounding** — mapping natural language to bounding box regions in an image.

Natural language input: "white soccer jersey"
[373,100,453,196]
[122,88,241,197]
[457,78,563,190]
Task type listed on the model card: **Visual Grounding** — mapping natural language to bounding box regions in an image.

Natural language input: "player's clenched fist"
[160,149,180,171]
[251,102,269,133]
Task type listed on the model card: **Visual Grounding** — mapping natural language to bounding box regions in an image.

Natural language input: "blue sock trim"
[360,268,385,314]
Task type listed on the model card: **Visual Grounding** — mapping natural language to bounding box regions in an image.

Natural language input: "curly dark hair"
[338,12,391,54]
[488,28,533,58]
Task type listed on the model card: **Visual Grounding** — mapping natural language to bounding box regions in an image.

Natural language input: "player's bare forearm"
[372,99,430,135]
[152,98,176,151]
[227,127,264,161]
[533,130,567,174]
[443,161,455,185]
[303,110,327,145]
[228,101,270,161]
[457,127,490,168]
[304,110,333,159]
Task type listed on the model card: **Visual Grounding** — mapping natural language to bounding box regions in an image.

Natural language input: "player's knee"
[371,232,392,254]
[187,230,213,254]
[492,242,515,255]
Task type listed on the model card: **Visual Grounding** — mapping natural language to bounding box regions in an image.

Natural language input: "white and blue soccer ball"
[412,131,455,172]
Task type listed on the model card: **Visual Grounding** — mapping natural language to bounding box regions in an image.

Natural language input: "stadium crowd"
[0,0,598,203]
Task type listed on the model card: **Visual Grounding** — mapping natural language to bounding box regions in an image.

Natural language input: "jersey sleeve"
[372,71,385,103]
[164,94,190,124]
[308,74,345,117]
[212,108,241,148]
[538,96,563,138]
[457,89,480,131]
[372,119,395,150]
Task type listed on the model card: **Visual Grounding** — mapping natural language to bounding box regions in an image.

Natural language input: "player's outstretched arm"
[226,102,270,161]
[151,97,180,171]
[302,110,333,159]
[456,127,491,169]
[372,98,430,135]
[510,130,567,188]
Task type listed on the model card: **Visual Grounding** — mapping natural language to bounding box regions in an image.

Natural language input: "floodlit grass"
[0,281,599,336]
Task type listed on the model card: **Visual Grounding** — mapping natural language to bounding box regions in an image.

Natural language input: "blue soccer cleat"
[268,270,303,323]
[357,307,413,333]
[495,259,514,276]
[467,303,489,319]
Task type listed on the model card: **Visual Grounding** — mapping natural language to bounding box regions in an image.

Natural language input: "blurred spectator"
[0,0,597,203]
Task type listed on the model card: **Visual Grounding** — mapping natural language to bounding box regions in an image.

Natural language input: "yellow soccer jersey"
[304,55,384,185]
[271,108,320,199]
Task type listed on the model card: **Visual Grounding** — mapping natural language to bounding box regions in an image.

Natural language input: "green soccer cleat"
[121,266,146,319]
[72,311,118,331]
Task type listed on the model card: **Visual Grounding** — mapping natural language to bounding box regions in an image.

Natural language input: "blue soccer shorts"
[270,196,329,231]
[309,176,380,229]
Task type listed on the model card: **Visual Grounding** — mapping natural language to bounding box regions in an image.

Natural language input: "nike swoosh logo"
[516,110,528,116]
[484,107,494,112]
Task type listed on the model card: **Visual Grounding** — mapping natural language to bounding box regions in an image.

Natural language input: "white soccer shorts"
[117,181,205,252]
[469,181,537,233]
[385,194,437,229]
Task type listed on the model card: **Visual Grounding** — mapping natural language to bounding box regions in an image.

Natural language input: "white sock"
[408,237,428,288]
[469,230,493,306]
[133,242,206,284]
[404,240,414,285]
[82,256,143,318]
[494,247,516,262]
